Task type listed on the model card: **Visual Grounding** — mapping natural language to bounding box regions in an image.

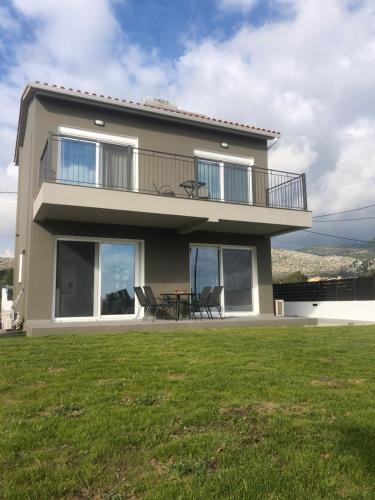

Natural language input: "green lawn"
[1,326,375,499]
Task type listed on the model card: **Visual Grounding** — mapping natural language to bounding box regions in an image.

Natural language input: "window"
[195,150,253,204]
[54,238,142,319]
[57,127,138,190]
[190,245,257,314]
[60,138,97,186]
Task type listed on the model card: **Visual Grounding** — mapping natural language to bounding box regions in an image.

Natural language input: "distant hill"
[0,257,14,271]
[298,242,375,259]
[271,248,363,279]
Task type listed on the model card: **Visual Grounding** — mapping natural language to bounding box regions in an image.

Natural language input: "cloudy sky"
[0,0,374,255]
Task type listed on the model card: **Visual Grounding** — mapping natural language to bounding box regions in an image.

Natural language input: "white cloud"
[269,136,317,173]
[218,0,258,12]
[1,0,375,254]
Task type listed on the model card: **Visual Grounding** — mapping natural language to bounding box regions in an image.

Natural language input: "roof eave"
[14,83,280,162]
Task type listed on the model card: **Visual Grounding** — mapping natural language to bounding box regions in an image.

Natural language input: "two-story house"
[13,82,312,336]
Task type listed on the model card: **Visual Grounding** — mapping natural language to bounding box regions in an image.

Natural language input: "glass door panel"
[60,137,97,186]
[197,159,221,200]
[55,241,95,317]
[224,164,250,203]
[222,248,252,312]
[100,243,136,315]
[101,144,132,190]
[190,246,220,295]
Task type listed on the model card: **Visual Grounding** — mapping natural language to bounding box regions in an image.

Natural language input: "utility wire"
[316,175,375,194]
[313,203,375,218]
[0,191,17,194]
[302,229,374,244]
[313,216,375,222]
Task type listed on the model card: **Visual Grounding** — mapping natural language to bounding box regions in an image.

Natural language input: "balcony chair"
[206,285,224,319]
[153,181,175,197]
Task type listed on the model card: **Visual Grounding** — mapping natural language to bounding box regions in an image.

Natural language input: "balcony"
[34,133,312,235]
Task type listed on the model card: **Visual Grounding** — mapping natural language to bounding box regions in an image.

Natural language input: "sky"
[0,0,374,255]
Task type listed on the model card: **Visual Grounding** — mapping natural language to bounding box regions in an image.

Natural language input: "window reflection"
[101,244,136,315]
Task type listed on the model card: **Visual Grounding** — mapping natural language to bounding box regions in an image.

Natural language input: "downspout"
[267,136,279,150]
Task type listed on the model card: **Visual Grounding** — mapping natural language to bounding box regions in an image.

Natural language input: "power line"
[317,175,375,194]
[313,216,375,222]
[302,229,374,244]
[313,203,375,218]
[0,191,17,194]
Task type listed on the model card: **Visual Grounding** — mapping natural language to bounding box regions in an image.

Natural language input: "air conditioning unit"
[1,310,14,331]
[274,299,285,317]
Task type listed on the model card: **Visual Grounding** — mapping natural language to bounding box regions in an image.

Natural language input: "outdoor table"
[179,180,206,198]
[160,292,194,320]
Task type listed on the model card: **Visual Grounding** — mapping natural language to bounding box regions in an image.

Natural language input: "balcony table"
[179,180,206,199]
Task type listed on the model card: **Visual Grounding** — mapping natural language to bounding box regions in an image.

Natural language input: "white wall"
[285,300,375,322]
[1,288,12,312]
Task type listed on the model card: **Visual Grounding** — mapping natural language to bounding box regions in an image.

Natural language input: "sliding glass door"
[197,158,252,203]
[60,138,97,186]
[100,243,136,315]
[55,241,96,318]
[190,246,220,295]
[190,245,255,315]
[59,137,133,189]
[222,248,252,312]
[55,239,141,319]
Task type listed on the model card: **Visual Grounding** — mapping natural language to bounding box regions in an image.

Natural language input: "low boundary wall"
[285,300,375,322]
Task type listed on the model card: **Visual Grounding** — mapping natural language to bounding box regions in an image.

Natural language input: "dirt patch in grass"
[312,377,366,388]
[40,403,85,418]
[347,378,366,385]
[166,373,185,381]
[121,394,168,407]
[220,401,279,419]
[311,377,347,389]
[150,458,169,476]
[284,403,311,415]
[47,366,65,374]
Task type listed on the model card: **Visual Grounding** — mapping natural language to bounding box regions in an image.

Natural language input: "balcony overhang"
[34,183,312,236]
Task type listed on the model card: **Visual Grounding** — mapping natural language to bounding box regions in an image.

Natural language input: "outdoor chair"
[153,181,175,197]
[206,285,224,319]
[190,286,212,319]
[134,286,149,320]
[197,186,210,200]
[143,285,170,321]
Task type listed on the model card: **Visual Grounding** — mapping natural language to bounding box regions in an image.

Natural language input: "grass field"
[1,325,375,499]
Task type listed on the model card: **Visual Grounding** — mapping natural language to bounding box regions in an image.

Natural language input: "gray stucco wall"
[28,221,274,320]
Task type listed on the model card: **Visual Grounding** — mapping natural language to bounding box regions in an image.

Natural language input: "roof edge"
[14,81,281,162]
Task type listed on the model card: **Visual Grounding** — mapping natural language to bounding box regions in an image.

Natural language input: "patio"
[23,314,318,337]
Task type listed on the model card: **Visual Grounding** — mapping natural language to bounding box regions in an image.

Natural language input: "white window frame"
[52,236,144,322]
[194,149,254,203]
[189,243,259,317]
[57,126,139,191]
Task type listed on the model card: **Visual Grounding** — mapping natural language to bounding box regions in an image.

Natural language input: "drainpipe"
[267,136,279,150]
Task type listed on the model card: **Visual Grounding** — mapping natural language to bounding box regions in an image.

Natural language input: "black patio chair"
[190,286,212,319]
[134,286,149,320]
[153,181,175,197]
[143,285,169,321]
[206,285,224,319]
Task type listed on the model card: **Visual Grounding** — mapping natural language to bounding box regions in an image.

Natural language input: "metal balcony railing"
[39,133,308,211]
